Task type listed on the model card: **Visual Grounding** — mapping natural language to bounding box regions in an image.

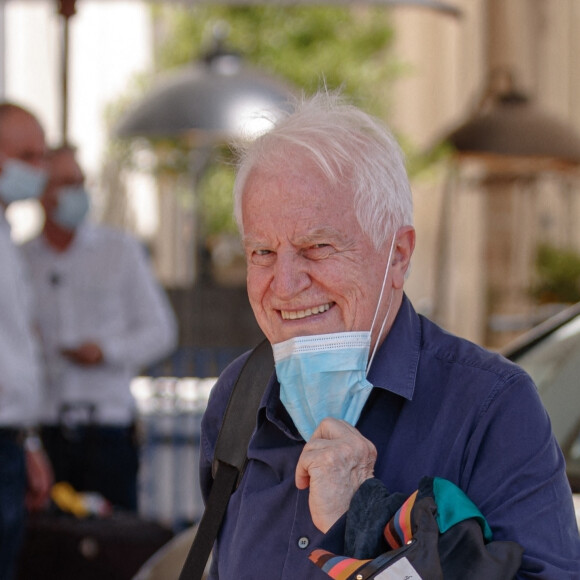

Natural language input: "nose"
[270,251,311,300]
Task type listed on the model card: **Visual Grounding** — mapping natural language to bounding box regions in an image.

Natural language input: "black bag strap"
[178,339,274,580]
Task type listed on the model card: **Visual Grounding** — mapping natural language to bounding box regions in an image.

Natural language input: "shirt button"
[297,536,309,549]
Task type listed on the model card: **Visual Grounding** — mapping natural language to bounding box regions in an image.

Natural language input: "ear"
[391,226,415,290]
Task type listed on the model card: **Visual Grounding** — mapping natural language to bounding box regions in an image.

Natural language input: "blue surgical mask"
[274,332,374,441]
[0,158,47,204]
[52,185,90,230]
[273,235,397,441]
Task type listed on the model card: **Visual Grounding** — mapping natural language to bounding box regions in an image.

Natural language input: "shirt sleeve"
[98,235,178,370]
[0,233,43,425]
[460,370,580,579]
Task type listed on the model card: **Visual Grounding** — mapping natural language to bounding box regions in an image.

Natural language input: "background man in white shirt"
[0,102,53,580]
[22,145,178,511]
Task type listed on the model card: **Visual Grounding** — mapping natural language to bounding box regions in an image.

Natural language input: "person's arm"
[96,236,178,370]
[460,371,580,579]
[24,432,53,512]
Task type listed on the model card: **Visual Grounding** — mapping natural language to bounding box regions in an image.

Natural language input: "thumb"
[295,464,310,490]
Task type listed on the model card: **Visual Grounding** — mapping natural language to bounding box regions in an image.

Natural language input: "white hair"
[232,90,413,250]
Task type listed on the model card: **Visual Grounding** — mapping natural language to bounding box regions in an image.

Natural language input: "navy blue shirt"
[200,296,580,579]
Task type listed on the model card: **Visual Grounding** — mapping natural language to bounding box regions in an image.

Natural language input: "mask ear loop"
[366,232,397,375]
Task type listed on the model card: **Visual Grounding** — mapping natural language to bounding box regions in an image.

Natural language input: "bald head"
[0,103,46,169]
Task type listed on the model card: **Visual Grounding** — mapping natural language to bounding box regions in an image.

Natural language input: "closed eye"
[250,248,275,266]
[303,244,334,260]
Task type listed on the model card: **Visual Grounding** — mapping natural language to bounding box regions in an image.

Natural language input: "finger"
[310,417,359,441]
[296,431,353,489]
[295,466,310,490]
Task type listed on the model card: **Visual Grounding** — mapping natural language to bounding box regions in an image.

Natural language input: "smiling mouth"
[280,303,332,320]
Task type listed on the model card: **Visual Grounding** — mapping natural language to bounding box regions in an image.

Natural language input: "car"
[500,301,580,526]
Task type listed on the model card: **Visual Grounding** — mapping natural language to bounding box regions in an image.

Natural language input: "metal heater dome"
[114,46,295,143]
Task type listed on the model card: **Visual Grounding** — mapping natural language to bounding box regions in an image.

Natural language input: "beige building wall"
[390,0,580,347]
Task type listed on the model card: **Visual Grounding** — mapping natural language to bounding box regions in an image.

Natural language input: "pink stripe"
[328,558,367,579]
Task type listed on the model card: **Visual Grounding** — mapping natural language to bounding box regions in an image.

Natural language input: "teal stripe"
[433,477,493,541]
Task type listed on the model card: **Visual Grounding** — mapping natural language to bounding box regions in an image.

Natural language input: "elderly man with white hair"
[199,91,580,579]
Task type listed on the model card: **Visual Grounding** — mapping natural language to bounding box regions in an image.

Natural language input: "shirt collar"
[366,294,420,401]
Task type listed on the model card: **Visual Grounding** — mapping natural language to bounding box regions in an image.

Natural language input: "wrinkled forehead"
[241,156,362,245]
[239,144,359,240]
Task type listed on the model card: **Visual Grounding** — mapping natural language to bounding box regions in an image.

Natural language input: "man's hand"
[25,447,53,512]
[61,341,104,366]
[295,418,377,533]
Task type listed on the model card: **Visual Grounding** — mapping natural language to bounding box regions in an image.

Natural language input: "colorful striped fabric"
[309,549,371,579]
[310,478,501,579]
[384,489,418,549]
[309,490,419,578]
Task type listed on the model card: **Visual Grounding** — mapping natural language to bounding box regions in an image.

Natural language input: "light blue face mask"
[52,185,90,230]
[273,235,397,441]
[274,332,374,441]
[0,158,47,204]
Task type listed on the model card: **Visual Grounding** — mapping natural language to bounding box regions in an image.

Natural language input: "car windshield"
[513,314,580,488]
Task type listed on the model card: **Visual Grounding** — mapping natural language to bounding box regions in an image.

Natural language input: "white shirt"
[22,223,178,426]
[0,212,42,426]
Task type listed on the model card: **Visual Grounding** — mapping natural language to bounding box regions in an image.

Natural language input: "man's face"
[243,156,396,346]
[41,150,84,218]
[0,110,45,169]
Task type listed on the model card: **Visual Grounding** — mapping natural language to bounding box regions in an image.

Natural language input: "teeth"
[281,303,331,320]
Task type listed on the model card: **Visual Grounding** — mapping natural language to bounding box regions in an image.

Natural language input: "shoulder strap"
[178,339,274,580]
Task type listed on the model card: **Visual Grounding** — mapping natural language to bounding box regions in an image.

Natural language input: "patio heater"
[114,41,295,143]
[432,69,580,345]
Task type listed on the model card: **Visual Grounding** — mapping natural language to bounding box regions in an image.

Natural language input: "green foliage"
[532,243,580,304]
[152,4,396,117]
[197,149,238,235]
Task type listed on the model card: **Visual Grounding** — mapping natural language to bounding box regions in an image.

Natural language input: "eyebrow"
[244,226,347,249]
[293,227,346,245]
